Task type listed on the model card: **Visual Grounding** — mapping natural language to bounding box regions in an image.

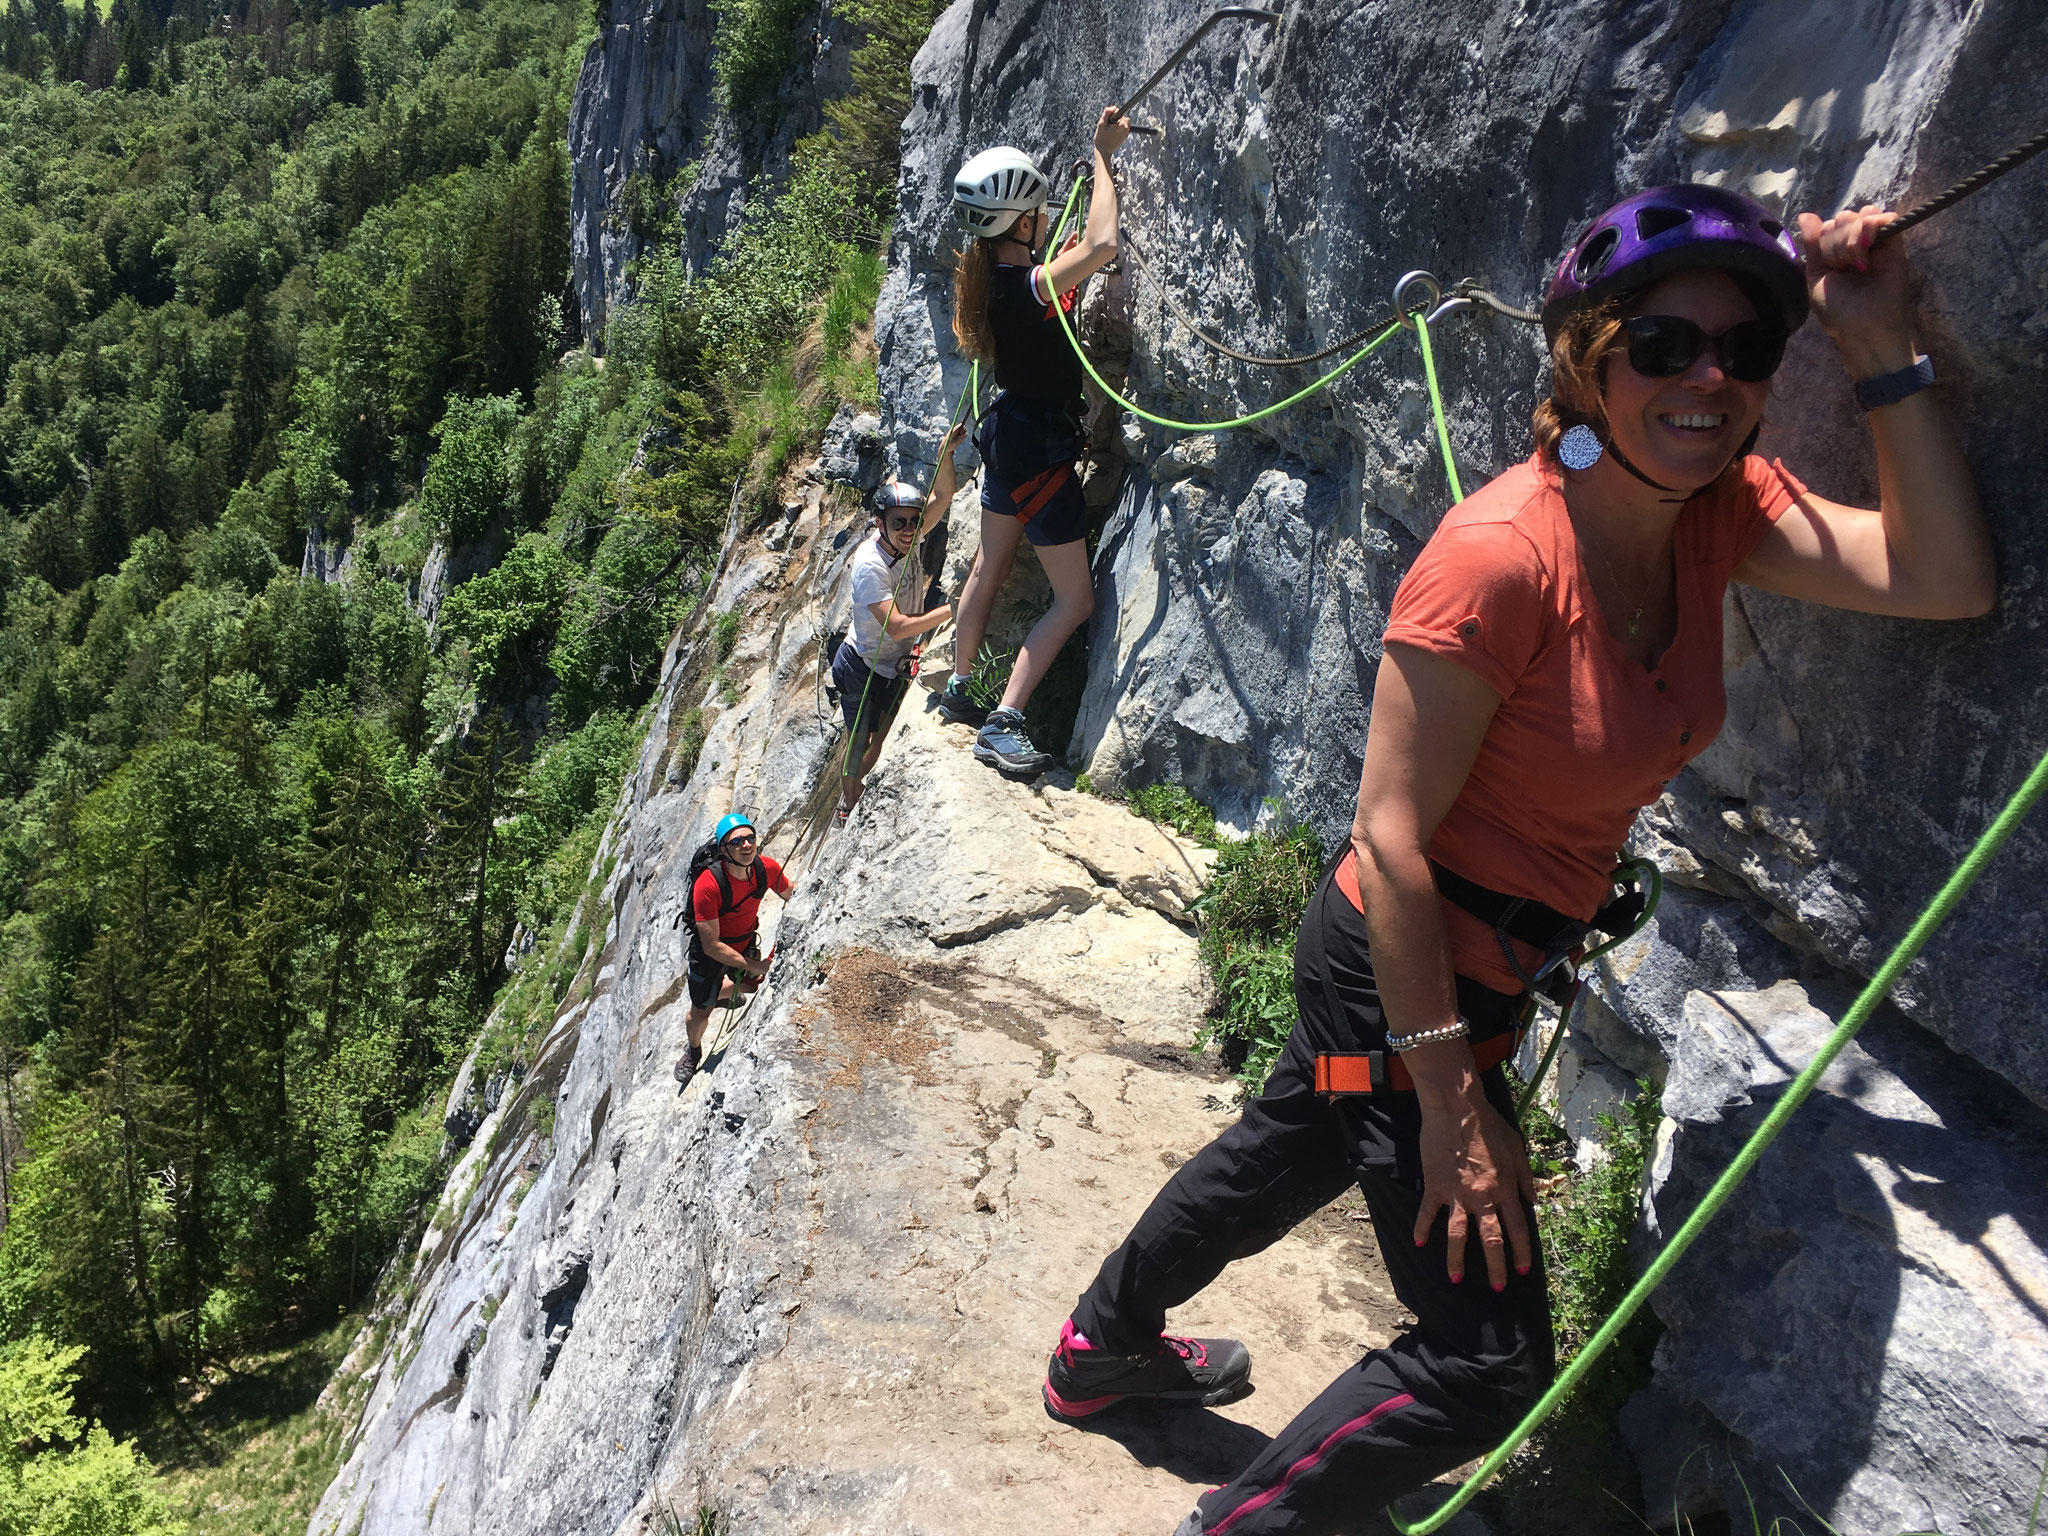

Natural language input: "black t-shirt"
[988,263,1085,404]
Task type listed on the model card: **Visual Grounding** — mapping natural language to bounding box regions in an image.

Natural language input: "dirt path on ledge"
[656,703,1482,1535]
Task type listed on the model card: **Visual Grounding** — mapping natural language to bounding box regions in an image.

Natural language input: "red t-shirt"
[692,855,792,943]
[1374,452,1803,992]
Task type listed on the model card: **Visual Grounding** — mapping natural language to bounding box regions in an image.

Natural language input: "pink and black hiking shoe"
[1042,1318,1252,1420]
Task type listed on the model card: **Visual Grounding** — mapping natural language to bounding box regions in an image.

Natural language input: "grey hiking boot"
[1170,1514,1204,1536]
[935,675,989,727]
[975,707,1053,777]
[1042,1318,1252,1420]
[673,1043,703,1087]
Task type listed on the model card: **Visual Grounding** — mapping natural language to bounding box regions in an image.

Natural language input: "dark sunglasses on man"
[1624,314,1787,383]
[883,513,920,533]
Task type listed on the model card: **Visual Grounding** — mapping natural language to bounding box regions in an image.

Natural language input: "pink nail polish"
[1448,1272,1464,1285]
[1516,1263,1530,1276]
[1415,1236,1426,1248]
[1492,1280,1506,1293]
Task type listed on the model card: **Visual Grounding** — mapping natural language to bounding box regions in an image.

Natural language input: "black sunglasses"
[722,832,758,849]
[883,513,919,532]
[1624,315,1786,383]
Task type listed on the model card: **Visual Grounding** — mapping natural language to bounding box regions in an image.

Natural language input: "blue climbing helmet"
[715,813,754,846]
[1541,184,1809,344]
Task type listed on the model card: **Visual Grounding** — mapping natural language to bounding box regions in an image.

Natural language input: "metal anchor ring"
[1392,270,1443,330]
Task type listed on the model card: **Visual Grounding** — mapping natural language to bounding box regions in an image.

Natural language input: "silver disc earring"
[1558,423,1604,471]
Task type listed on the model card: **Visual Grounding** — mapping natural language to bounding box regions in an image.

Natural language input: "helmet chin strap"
[1604,421,1762,503]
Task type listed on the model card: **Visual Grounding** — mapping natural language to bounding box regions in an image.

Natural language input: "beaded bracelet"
[1385,1018,1470,1054]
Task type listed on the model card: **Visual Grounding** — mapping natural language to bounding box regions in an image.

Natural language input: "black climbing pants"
[1069,868,1556,1536]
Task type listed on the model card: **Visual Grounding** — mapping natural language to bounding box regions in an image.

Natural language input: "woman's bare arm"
[1736,205,1994,619]
[1354,644,1536,1287]
[1039,107,1129,297]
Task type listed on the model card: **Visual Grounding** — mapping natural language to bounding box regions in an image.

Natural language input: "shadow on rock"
[1052,1397,1273,1486]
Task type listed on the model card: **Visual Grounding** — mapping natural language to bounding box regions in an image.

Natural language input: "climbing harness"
[1390,742,2048,1535]
[705,945,775,1060]
[1510,857,1662,1122]
[1112,7,1281,136]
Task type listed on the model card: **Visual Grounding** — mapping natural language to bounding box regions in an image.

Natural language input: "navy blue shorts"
[687,933,758,1009]
[976,394,1089,548]
[831,640,906,739]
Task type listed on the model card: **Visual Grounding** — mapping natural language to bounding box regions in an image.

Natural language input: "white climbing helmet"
[953,146,1048,237]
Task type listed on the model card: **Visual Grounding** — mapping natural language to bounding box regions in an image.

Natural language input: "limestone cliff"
[311,3,2048,1533]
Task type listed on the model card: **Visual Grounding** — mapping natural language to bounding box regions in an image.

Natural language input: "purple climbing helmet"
[1541,184,1809,344]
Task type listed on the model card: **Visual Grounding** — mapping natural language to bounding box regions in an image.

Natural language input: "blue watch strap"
[1854,354,1935,410]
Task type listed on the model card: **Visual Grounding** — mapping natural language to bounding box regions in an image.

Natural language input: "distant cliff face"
[568,0,852,338]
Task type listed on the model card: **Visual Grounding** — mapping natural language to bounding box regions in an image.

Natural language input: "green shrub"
[1195,820,1322,979]
[1129,783,1217,845]
[711,609,742,659]
[1537,1085,1661,1361]
[710,0,811,119]
[962,643,1013,711]
[1195,942,1297,1091]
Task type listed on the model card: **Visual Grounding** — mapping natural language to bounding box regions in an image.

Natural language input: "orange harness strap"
[1008,463,1072,524]
[1313,1027,1526,1098]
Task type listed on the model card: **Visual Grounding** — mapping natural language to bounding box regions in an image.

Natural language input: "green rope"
[1393,740,2048,1534]
[838,359,980,781]
[1043,177,1405,433]
[1413,311,1464,503]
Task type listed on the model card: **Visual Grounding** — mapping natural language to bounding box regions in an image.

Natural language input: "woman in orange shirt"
[1044,187,1995,1536]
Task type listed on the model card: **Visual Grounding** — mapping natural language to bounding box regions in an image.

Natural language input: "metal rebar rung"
[1114,7,1283,123]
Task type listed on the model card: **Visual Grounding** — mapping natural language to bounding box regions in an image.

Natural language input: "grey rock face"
[568,0,854,340]
[878,0,2048,1103]
[1636,983,2048,1535]
[816,403,887,496]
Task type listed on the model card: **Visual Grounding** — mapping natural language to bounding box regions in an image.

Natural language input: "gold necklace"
[1583,531,1668,641]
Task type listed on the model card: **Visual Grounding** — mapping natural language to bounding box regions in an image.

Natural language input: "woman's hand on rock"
[1413,1069,1538,1288]
[1799,204,1917,376]
[1094,105,1131,158]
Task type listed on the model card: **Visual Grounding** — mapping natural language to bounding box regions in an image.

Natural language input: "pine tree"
[119,11,152,90]
[152,870,267,1364]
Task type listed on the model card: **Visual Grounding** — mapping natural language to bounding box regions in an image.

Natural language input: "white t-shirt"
[846,532,927,678]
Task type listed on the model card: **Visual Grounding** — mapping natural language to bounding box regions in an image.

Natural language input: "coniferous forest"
[0,0,924,1522]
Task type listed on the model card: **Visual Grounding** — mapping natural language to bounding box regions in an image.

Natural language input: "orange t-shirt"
[1374,452,1804,992]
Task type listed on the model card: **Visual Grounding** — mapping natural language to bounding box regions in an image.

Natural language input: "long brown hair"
[1531,297,1628,462]
[952,208,1031,362]
[952,238,998,361]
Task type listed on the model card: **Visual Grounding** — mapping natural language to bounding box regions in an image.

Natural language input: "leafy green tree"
[438,532,573,693]
[0,1336,182,1536]
[418,393,521,546]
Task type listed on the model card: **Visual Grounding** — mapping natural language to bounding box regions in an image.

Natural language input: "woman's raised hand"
[1094,105,1131,158]
[1798,204,1915,374]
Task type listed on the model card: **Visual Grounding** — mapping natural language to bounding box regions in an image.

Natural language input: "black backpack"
[674,839,769,954]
